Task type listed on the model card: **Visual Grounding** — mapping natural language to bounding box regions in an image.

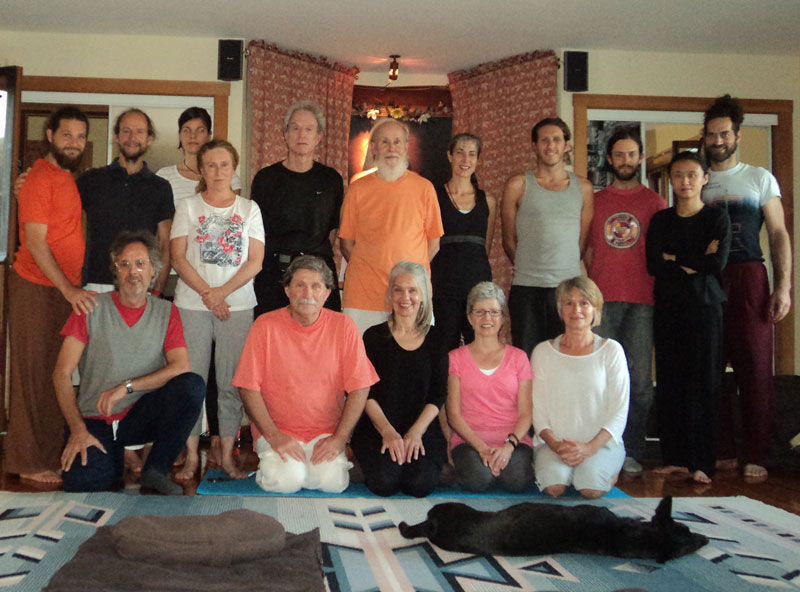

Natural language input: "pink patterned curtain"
[247,40,360,183]
[448,50,557,293]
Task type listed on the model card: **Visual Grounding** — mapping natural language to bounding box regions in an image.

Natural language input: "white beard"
[376,157,409,182]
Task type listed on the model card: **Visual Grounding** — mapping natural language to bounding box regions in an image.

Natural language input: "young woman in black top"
[646,151,731,484]
[430,134,497,352]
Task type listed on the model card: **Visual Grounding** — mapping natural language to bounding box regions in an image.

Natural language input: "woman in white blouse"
[170,139,264,481]
[157,107,244,467]
[531,276,629,499]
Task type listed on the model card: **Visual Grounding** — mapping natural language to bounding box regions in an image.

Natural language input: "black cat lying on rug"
[398,496,707,563]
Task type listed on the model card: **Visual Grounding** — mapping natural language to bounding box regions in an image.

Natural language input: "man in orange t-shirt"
[6,106,99,485]
[234,255,378,493]
[339,119,443,334]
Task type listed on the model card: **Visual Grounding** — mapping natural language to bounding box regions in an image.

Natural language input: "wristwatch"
[125,379,134,394]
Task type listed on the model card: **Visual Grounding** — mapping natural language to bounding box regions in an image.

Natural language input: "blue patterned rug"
[2,491,798,591]
[197,468,630,498]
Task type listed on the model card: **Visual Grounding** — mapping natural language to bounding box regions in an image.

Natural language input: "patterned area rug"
[197,469,630,499]
[1,491,799,591]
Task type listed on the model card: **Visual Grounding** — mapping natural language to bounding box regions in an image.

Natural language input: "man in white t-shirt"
[701,94,792,480]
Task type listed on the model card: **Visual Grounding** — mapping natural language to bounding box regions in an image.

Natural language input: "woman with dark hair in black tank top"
[431,133,497,354]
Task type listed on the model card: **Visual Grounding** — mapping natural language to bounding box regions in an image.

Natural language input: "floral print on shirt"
[195,212,244,267]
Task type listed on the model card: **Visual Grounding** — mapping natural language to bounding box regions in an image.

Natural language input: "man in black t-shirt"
[250,100,344,316]
[78,108,174,294]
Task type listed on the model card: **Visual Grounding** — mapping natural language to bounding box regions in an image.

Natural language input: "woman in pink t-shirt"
[445,281,534,492]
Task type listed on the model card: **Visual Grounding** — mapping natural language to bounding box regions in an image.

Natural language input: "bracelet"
[504,435,518,449]
[507,432,520,446]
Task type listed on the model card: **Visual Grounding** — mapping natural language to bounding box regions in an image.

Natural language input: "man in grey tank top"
[501,117,594,357]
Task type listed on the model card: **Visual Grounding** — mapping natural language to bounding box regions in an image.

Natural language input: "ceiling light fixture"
[388,55,400,82]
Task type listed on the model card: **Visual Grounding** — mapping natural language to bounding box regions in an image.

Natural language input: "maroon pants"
[715,261,774,466]
[5,270,72,475]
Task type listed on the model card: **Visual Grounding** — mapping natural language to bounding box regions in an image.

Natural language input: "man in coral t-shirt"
[234,255,378,493]
[339,119,443,334]
[6,106,99,485]
[585,126,666,475]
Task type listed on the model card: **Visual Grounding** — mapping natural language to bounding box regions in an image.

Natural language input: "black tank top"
[430,185,492,299]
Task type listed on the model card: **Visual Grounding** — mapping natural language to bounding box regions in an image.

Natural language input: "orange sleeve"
[232,318,266,392]
[18,170,55,226]
[422,181,444,240]
[338,184,358,240]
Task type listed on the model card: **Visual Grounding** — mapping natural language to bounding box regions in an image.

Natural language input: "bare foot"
[174,454,199,482]
[20,470,62,485]
[652,465,689,475]
[743,463,768,479]
[124,449,144,473]
[221,459,248,480]
[692,470,712,484]
[208,436,223,469]
[716,458,738,470]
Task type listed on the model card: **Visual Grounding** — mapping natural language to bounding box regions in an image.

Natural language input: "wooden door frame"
[20,76,230,140]
[573,93,795,375]
[0,66,23,431]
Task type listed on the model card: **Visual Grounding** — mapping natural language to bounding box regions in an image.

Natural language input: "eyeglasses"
[470,309,502,317]
[115,258,150,272]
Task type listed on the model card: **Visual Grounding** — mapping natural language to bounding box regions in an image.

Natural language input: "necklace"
[182,159,200,176]
[445,182,475,211]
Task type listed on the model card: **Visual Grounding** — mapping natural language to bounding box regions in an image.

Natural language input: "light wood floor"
[3,434,800,516]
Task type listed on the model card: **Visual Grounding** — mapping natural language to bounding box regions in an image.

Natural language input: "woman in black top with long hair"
[351,261,447,497]
[430,133,497,353]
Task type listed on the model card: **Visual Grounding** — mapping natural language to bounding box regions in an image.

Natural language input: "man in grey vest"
[54,230,204,495]
[502,117,594,357]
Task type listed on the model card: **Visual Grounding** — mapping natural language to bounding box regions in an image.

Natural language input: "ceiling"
[4,0,800,76]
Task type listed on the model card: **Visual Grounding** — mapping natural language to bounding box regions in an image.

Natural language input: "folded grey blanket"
[44,510,324,592]
[111,509,286,566]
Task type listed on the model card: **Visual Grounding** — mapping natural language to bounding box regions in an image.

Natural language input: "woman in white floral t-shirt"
[170,139,264,481]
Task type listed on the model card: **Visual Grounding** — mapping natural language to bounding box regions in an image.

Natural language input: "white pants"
[255,434,352,493]
[342,308,390,336]
[534,440,625,492]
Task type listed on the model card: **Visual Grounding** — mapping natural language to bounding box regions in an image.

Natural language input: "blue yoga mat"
[197,469,629,498]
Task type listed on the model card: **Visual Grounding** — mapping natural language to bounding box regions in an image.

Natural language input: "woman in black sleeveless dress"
[430,133,497,353]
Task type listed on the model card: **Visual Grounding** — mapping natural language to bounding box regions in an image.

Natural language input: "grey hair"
[282,254,335,289]
[369,118,409,145]
[386,261,432,334]
[466,281,508,317]
[466,281,509,343]
[283,100,325,134]
[109,229,162,291]
[555,276,604,327]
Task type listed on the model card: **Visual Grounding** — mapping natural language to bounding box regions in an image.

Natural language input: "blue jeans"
[62,372,205,492]
[595,302,654,460]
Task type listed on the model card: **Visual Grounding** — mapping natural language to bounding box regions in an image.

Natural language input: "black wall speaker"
[218,40,243,82]
[563,51,588,93]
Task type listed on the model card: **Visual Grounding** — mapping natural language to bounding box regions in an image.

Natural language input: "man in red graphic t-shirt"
[585,126,666,475]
